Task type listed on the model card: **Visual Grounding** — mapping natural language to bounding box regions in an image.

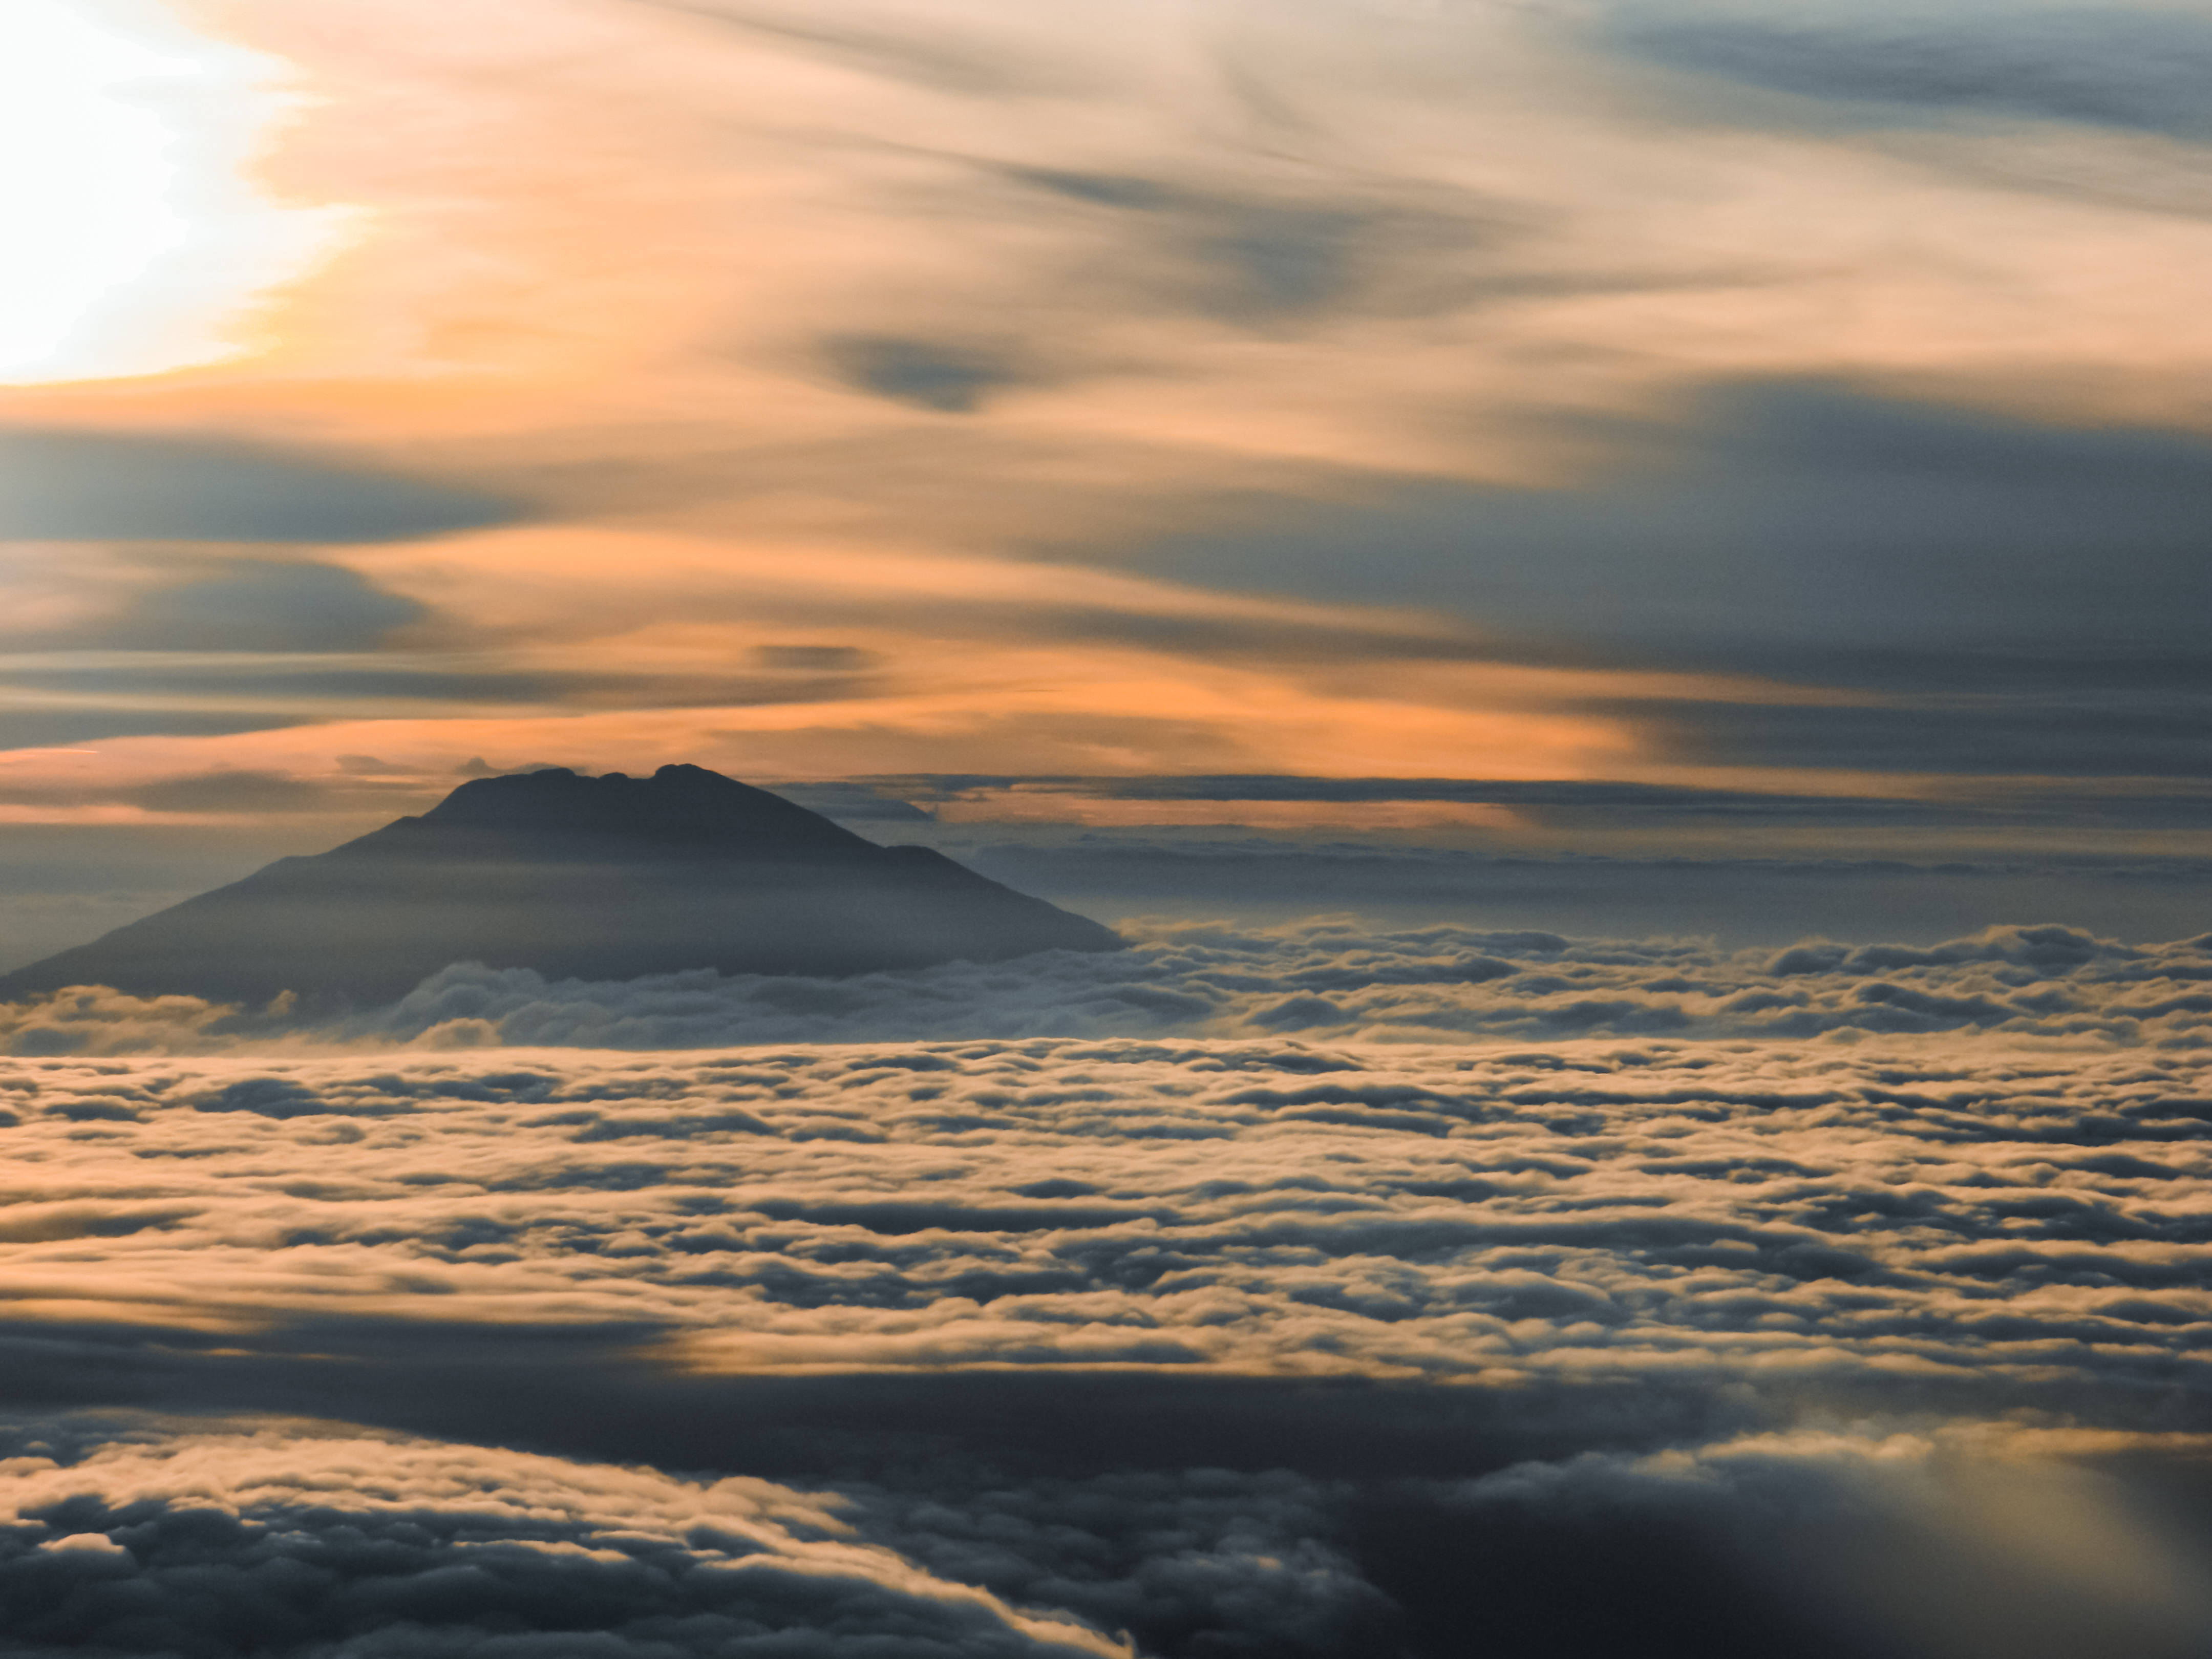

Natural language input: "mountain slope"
[0,765,1122,1009]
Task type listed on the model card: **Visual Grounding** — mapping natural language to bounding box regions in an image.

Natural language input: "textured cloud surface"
[4,1024,2211,1392]
[0,1418,1123,1657]
[4,1014,2212,1655]
[7,918,2211,1053]
[16,925,2212,1649]
[366,918,2212,1048]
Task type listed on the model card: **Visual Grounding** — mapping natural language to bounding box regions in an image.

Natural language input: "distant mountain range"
[0,765,1121,1010]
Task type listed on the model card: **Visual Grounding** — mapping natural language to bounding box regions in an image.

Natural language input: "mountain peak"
[392,763,874,856]
[0,764,1120,1010]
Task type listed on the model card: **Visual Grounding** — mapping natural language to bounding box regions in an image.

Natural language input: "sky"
[5,9,2212,1656]
[1,0,2209,959]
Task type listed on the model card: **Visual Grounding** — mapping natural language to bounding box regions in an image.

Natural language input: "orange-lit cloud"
[2,0,2210,863]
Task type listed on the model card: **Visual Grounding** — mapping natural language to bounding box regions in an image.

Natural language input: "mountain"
[0,765,1122,1010]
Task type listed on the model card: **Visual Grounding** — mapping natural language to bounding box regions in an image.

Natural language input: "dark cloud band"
[0,430,525,544]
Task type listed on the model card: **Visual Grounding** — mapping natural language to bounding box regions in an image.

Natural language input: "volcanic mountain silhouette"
[0,765,1122,1010]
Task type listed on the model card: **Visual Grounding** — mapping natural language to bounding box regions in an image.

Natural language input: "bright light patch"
[0,0,344,384]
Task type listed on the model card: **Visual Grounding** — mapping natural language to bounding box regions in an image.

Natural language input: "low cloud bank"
[3,1412,2207,1659]
[3,918,2209,1056]
[3,1026,2211,1655]
[3,1035,2210,1403]
[0,1418,1123,1657]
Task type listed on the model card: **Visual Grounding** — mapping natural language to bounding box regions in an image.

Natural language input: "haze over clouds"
[4,917,2211,1054]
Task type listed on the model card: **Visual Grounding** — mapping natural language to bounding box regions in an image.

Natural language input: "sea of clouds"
[4,929,2212,1655]
[4,917,2211,1056]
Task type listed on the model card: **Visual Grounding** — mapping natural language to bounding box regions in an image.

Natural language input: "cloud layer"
[7,1409,2211,1658]
[9,917,2209,1053]
[4,1015,2211,1405]
[372,918,2212,1048]
[4,1003,2212,1653]
[0,1417,1123,1657]
[6,907,2212,1654]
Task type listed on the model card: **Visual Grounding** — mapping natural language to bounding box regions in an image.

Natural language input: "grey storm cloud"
[0,430,525,544]
[1608,4,2212,140]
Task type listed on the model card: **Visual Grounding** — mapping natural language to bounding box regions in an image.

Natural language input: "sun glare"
[0,0,343,384]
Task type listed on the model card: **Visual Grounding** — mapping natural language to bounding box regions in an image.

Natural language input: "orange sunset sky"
[0,0,2207,887]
